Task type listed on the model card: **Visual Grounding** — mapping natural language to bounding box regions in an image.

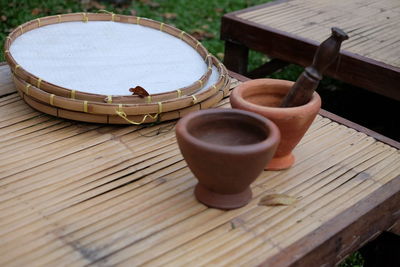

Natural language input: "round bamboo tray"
[15,75,231,125]
[12,56,229,116]
[5,12,213,104]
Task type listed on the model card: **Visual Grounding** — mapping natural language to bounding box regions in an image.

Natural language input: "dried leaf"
[138,0,160,8]
[215,8,224,13]
[90,0,106,9]
[258,194,297,206]
[163,12,177,20]
[130,9,137,16]
[217,52,224,60]
[201,24,209,29]
[190,29,215,41]
[0,15,7,22]
[129,86,149,97]
[31,8,43,16]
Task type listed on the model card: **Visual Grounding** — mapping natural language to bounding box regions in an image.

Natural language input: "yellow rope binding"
[115,103,161,125]
[160,23,164,32]
[157,101,162,113]
[98,10,115,21]
[50,94,55,106]
[37,78,42,88]
[19,26,23,34]
[176,89,182,98]
[191,95,198,104]
[37,18,41,27]
[70,90,76,99]
[197,80,203,87]
[25,84,31,95]
[136,17,141,25]
[107,95,112,104]
[179,31,185,40]
[83,101,88,112]
[146,95,152,104]
[82,13,88,23]
[14,65,20,72]
[57,15,62,23]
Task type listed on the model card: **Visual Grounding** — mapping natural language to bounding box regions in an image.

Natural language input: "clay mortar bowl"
[175,108,280,209]
[230,78,321,170]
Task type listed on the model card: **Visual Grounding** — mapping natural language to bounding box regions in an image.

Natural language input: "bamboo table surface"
[236,0,400,68]
[0,63,399,266]
[221,0,400,101]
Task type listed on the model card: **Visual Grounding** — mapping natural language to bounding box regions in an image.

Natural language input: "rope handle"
[115,102,162,125]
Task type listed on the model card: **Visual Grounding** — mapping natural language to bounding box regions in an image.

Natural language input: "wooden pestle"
[280,27,349,107]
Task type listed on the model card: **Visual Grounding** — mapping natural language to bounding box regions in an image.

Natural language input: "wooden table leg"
[223,40,249,75]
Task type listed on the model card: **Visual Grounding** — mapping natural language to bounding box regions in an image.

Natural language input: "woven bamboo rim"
[4,12,213,103]
[15,75,230,124]
[12,56,228,116]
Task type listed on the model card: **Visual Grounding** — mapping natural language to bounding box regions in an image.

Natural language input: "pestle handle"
[280,27,349,107]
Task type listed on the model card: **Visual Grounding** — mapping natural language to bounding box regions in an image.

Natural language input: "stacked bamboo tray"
[4,12,230,124]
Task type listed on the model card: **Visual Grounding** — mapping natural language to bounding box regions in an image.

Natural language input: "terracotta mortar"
[175,108,280,209]
[230,78,321,170]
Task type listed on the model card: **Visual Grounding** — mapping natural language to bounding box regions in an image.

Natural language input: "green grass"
[0,1,363,265]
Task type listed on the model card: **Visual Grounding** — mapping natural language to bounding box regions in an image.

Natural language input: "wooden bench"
[1,63,399,266]
[221,0,400,101]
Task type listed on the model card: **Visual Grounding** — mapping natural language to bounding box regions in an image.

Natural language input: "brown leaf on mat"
[129,86,149,97]
[258,194,298,206]
[163,12,177,20]
[1,15,7,22]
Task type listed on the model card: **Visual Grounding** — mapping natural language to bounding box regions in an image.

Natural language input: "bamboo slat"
[0,67,399,266]
[237,0,400,67]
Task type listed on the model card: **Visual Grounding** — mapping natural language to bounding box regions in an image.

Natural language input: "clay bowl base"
[194,183,252,210]
[265,153,295,171]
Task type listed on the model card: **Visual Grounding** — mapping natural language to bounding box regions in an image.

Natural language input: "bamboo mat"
[1,64,400,266]
[237,0,400,68]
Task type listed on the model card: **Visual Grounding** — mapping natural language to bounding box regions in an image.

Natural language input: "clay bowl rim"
[231,78,321,114]
[176,108,280,155]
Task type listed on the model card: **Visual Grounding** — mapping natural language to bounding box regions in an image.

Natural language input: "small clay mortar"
[175,108,280,209]
[230,78,321,170]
